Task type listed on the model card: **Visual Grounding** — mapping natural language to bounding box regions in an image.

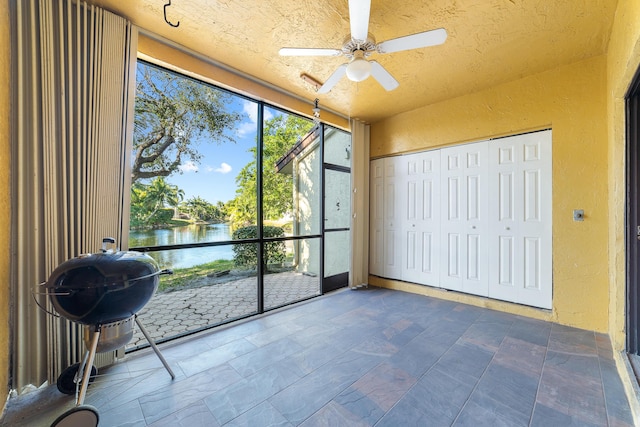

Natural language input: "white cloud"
[244,101,259,123]
[179,161,199,173]
[237,121,256,137]
[214,162,232,174]
[237,101,274,136]
[263,107,274,121]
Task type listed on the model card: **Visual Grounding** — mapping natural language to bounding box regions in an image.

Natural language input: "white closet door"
[369,159,385,276]
[440,142,489,296]
[383,157,403,279]
[401,151,441,286]
[489,131,552,309]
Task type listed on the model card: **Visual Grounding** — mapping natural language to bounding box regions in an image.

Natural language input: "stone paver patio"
[128,271,320,348]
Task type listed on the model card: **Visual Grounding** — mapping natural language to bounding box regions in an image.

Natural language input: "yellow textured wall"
[0,0,10,410]
[371,55,609,332]
[607,0,640,351]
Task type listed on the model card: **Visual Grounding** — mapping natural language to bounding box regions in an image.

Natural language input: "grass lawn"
[158,259,236,292]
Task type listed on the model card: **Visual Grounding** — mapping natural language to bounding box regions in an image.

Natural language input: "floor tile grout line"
[261,315,384,426]
[527,321,553,427]
[334,293,420,427]
[373,308,481,427]
[595,332,614,427]
[448,317,514,426]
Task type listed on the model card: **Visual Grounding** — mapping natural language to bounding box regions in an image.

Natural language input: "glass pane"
[128,243,258,349]
[324,230,350,278]
[264,237,321,310]
[291,133,321,236]
[130,223,234,257]
[263,107,316,237]
[324,169,351,230]
[131,61,258,243]
[324,127,351,167]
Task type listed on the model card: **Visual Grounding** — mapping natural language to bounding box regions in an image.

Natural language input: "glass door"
[323,127,351,292]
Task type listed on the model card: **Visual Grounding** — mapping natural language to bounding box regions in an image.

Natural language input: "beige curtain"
[349,120,370,287]
[12,0,136,392]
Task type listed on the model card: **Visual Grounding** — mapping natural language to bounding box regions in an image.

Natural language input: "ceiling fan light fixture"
[346,56,371,82]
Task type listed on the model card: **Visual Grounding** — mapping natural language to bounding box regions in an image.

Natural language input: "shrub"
[232,225,286,269]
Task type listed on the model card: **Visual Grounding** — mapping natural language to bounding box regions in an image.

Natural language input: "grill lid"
[45,239,171,325]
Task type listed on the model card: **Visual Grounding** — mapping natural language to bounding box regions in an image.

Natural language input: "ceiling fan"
[279,0,447,93]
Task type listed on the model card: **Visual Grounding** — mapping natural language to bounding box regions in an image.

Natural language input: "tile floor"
[0,287,635,426]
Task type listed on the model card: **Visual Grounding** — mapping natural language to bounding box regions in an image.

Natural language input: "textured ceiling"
[87,0,617,123]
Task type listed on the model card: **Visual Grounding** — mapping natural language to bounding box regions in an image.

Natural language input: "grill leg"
[74,351,90,393]
[73,350,89,388]
[135,315,175,379]
[77,326,100,406]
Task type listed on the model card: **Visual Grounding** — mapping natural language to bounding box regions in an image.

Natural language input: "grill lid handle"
[101,237,117,253]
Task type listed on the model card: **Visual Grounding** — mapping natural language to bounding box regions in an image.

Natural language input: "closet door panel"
[369,159,385,276]
[488,130,552,309]
[402,159,422,282]
[401,151,440,285]
[441,149,464,291]
[383,157,403,279]
[491,145,519,294]
[463,143,489,296]
[440,143,489,296]
[520,132,552,308]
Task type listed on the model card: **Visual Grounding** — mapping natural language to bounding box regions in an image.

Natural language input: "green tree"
[183,196,226,222]
[216,201,228,219]
[130,177,184,226]
[130,182,151,228]
[146,177,183,213]
[133,62,242,182]
[228,114,314,228]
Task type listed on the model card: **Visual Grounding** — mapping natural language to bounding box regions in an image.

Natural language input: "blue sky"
[164,99,274,205]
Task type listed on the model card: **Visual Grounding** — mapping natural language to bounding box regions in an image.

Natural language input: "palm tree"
[142,177,184,221]
[168,187,185,218]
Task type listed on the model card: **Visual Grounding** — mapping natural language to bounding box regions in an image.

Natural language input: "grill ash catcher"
[35,237,175,427]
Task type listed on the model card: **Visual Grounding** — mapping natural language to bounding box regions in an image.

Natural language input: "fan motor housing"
[342,35,377,58]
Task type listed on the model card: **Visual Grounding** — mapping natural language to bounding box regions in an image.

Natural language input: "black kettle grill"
[38,238,176,427]
[47,243,165,325]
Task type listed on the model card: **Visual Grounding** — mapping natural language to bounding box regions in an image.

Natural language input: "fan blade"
[318,64,347,94]
[349,0,371,42]
[377,28,447,54]
[369,61,399,91]
[279,47,343,57]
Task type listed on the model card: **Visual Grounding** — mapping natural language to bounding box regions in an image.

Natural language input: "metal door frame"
[625,65,640,354]
[321,127,351,293]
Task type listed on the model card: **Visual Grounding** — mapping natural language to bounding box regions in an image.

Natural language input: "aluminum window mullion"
[257,102,265,313]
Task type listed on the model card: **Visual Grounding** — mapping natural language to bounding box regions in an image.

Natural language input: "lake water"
[129,223,236,269]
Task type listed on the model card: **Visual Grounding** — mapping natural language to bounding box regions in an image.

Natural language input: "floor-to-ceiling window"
[128,61,348,349]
